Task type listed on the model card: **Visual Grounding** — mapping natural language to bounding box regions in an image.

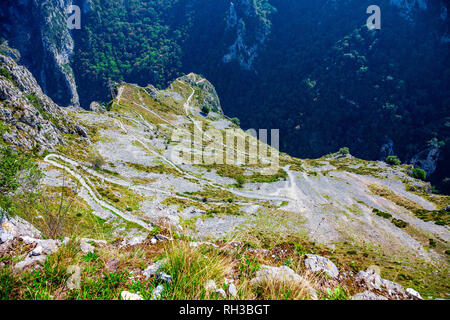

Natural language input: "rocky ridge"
[0,44,86,151]
[0,0,78,106]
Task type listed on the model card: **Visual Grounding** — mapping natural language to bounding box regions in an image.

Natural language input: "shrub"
[0,67,13,82]
[412,168,427,181]
[429,239,437,248]
[200,105,210,115]
[338,147,349,155]
[88,154,105,170]
[385,155,401,166]
[373,208,392,219]
[235,175,246,188]
[392,218,408,228]
[230,117,240,127]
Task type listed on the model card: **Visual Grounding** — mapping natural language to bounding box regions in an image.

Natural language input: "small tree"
[235,175,246,188]
[412,168,427,181]
[231,117,240,127]
[385,155,401,166]
[338,147,350,156]
[39,173,76,238]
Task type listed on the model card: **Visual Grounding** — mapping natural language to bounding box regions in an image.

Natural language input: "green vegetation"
[412,168,427,181]
[159,242,231,300]
[385,155,401,166]
[93,179,142,213]
[73,0,187,106]
[200,164,287,187]
[391,218,408,229]
[235,175,246,189]
[88,153,106,170]
[414,209,449,226]
[126,161,181,177]
[0,120,11,135]
[238,256,261,278]
[338,147,350,156]
[321,286,349,300]
[0,67,14,82]
[372,208,392,219]
[328,158,384,179]
[200,105,210,115]
[369,184,449,226]
[161,196,206,211]
[230,117,240,127]
[0,146,41,214]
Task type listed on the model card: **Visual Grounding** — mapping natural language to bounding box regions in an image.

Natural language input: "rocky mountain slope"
[0,44,86,151]
[1,0,449,193]
[0,0,79,107]
[0,57,448,299]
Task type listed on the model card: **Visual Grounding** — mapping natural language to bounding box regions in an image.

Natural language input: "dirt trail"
[44,154,153,231]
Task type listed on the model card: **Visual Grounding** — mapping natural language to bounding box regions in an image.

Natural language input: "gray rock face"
[406,288,423,300]
[89,102,107,113]
[0,226,14,244]
[251,265,304,284]
[1,216,61,270]
[14,255,46,270]
[228,283,238,298]
[158,272,172,282]
[352,290,388,300]
[0,216,41,244]
[30,245,43,256]
[215,288,227,298]
[0,48,87,150]
[222,0,274,71]
[176,73,223,114]
[121,291,143,301]
[79,238,106,253]
[304,254,339,278]
[204,280,217,292]
[151,285,164,300]
[0,0,79,106]
[355,268,408,299]
[410,147,440,176]
[120,235,146,247]
[143,260,165,279]
[80,241,95,254]
[250,265,317,300]
[355,268,385,291]
[20,237,61,256]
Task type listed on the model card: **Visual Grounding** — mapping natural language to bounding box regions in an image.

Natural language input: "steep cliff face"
[222,0,275,70]
[0,44,86,151]
[0,0,78,107]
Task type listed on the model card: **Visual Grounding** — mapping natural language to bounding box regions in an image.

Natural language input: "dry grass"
[227,208,308,248]
[160,241,234,300]
[368,184,422,211]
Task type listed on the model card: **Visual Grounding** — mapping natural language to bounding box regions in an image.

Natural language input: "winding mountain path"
[44,154,153,231]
